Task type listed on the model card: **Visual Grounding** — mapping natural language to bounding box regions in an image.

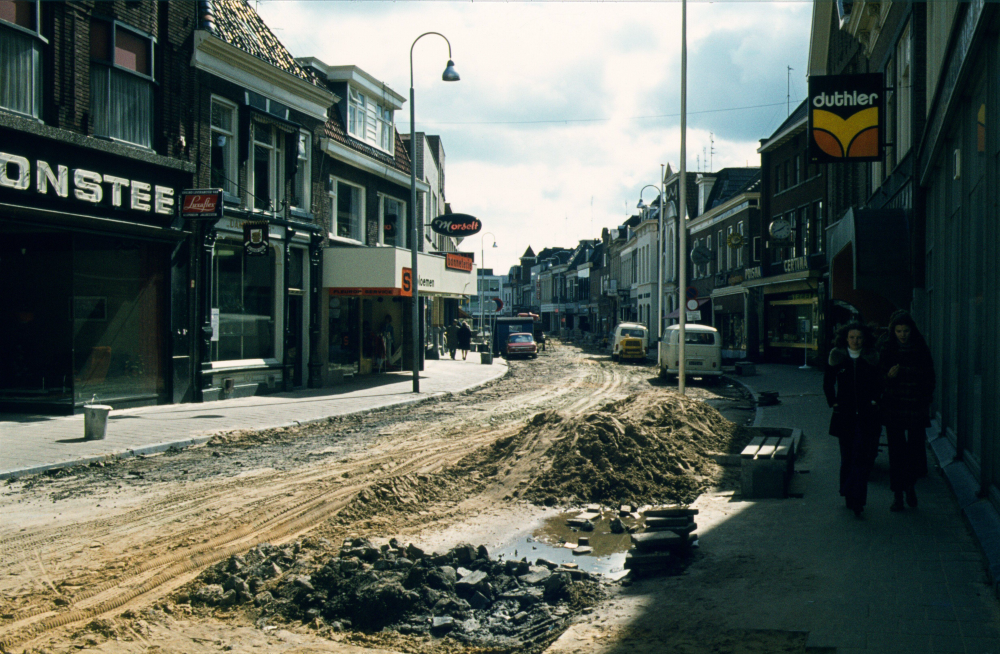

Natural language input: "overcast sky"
[256,0,813,273]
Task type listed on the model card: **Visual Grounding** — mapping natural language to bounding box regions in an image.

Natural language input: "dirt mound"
[181,538,604,653]
[521,390,751,506]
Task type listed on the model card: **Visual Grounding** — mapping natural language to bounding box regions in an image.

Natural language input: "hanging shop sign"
[430,213,482,237]
[181,189,224,220]
[243,220,270,256]
[445,252,474,272]
[808,73,884,163]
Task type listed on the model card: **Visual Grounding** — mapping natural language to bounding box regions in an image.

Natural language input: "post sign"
[180,189,224,220]
[401,267,413,297]
[430,213,482,237]
[243,220,269,256]
[808,73,884,163]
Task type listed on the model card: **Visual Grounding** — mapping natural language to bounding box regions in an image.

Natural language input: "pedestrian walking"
[458,321,472,360]
[878,310,935,512]
[824,322,883,516]
[447,320,459,360]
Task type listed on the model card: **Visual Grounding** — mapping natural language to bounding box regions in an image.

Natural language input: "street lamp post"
[678,0,688,395]
[480,232,497,347]
[409,33,460,393]
[636,173,665,342]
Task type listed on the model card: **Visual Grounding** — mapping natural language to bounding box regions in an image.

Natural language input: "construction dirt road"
[1,341,784,654]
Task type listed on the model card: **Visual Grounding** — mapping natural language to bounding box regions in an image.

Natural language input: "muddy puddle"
[493,508,639,580]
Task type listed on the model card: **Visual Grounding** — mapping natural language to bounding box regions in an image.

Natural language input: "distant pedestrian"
[878,311,935,512]
[458,321,472,360]
[537,330,546,352]
[824,322,883,517]
[447,320,460,360]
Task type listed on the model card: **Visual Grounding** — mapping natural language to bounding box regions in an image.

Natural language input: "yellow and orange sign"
[808,73,883,163]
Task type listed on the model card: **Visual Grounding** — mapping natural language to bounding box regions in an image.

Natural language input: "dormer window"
[347,86,394,154]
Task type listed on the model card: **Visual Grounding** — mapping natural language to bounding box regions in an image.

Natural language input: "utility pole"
[787,65,793,117]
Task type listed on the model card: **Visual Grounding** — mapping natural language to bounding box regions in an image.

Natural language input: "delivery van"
[612,323,649,362]
[658,324,723,380]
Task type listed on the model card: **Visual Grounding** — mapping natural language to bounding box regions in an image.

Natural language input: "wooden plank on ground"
[756,437,779,459]
[741,436,766,459]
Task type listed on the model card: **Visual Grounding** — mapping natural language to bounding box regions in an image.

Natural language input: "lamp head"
[492,242,498,248]
[636,198,647,210]
[442,60,460,82]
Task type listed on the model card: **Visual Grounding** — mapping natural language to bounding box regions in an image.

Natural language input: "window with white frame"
[347,86,394,154]
[706,235,713,276]
[737,222,744,267]
[250,120,284,212]
[0,0,42,118]
[895,21,912,159]
[210,96,237,195]
[291,130,310,212]
[90,19,154,148]
[717,229,724,272]
[379,194,407,248]
[330,178,365,242]
[726,225,734,271]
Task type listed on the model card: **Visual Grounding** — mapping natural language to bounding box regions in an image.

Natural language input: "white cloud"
[256,1,812,272]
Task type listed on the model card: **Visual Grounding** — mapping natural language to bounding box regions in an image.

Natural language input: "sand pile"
[521,390,750,506]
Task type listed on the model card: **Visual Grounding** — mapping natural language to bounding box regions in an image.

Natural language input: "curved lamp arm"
[411,32,459,87]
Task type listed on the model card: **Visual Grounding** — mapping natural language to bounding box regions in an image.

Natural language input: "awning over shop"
[322,246,477,298]
[827,207,911,324]
[666,297,709,319]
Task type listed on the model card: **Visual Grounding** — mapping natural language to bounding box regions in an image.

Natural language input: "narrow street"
[0,341,753,653]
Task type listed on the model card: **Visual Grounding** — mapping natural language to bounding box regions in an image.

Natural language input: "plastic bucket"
[83,405,112,441]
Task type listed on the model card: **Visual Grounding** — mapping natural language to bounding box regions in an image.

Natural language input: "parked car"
[504,332,538,359]
[658,324,722,381]
[612,322,649,362]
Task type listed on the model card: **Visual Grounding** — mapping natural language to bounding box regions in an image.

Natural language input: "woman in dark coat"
[457,321,473,360]
[824,322,883,516]
[878,310,935,511]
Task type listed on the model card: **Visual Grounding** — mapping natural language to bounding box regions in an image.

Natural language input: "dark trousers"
[886,423,927,492]
[838,421,880,510]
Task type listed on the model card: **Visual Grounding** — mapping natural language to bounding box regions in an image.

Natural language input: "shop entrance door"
[288,293,304,388]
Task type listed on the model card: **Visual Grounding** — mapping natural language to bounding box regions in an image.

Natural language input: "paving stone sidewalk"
[0,356,507,480]
[733,364,1000,654]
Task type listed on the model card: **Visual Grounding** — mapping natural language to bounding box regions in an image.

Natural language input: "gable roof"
[521,246,536,258]
[704,167,761,211]
[204,0,318,86]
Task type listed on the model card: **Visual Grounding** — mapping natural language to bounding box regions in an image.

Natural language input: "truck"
[493,315,539,356]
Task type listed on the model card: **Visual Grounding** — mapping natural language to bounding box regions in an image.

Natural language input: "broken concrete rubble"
[183,538,605,648]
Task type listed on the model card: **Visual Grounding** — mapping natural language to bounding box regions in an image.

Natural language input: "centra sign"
[431,213,482,237]
[808,73,884,164]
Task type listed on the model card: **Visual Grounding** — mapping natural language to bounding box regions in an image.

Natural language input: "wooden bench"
[740,428,802,498]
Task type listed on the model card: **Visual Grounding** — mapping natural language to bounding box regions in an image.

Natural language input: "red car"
[505,333,538,359]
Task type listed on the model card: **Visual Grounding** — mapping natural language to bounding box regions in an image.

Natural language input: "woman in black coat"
[878,310,935,512]
[824,322,883,516]
[457,321,473,360]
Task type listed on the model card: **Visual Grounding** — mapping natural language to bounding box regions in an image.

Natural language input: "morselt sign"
[431,213,481,237]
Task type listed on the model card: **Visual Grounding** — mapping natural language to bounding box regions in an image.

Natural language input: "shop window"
[380,194,406,248]
[250,121,284,212]
[212,240,274,361]
[799,207,809,257]
[90,20,154,148]
[0,0,42,118]
[72,236,167,404]
[330,178,365,242]
[291,130,310,212]
[210,96,238,195]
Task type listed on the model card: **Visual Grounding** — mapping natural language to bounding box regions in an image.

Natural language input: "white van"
[658,324,723,380]
[612,323,650,362]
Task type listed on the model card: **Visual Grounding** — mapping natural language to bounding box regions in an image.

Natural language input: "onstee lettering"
[74,169,103,203]
[131,180,152,211]
[37,161,68,197]
[0,153,30,190]
[154,186,175,215]
[103,174,131,207]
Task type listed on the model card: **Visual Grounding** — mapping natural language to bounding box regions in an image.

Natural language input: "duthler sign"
[808,73,884,163]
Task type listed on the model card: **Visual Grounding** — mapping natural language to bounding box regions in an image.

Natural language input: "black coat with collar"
[824,347,883,438]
